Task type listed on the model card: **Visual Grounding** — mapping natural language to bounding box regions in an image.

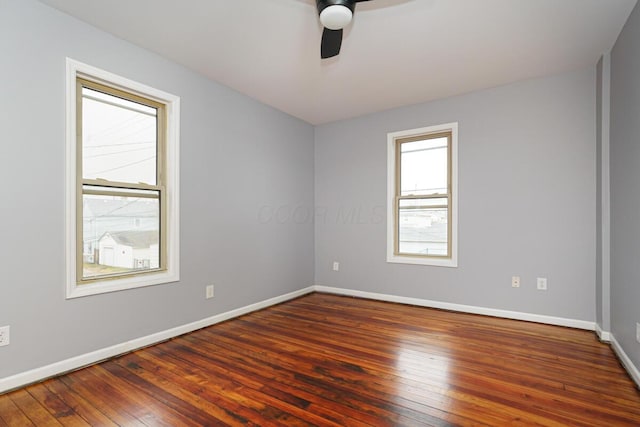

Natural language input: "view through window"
[397,133,450,257]
[78,79,165,282]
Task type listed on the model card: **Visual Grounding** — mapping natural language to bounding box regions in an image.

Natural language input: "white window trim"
[65,58,180,298]
[386,122,458,267]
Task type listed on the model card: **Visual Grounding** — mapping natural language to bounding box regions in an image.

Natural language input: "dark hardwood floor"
[1,292,639,426]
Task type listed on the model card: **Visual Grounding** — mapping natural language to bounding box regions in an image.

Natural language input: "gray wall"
[315,68,596,321]
[596,54,612,334]
[610,1,640,370]
[0,0,314,378]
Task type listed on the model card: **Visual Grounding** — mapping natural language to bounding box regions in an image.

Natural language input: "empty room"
[1,0,640,425]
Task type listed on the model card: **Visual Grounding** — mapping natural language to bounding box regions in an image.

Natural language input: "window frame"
[386,123,458,267]
[65,58,180,298]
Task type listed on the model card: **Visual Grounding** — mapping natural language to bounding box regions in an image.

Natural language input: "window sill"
[386,254,458,268]
[66,269,179,299]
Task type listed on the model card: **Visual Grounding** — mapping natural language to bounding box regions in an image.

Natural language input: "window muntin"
[77,78,166,283]
[387,123,457,267]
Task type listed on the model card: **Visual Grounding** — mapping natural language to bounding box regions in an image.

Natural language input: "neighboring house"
[98,230,159,270]
[83,198,158,263]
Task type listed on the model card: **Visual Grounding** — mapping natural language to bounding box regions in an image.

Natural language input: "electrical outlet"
[332,261,340,271]
[636,323,640,344]
[511,276,520,288]
[537,277,548,290]
[0,326,10,347]
[206,285,214,299]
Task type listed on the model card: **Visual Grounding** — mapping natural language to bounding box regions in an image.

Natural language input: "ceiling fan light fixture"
[320,5,353,30]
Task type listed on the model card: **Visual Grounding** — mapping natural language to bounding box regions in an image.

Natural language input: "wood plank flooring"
[1,293,639,426]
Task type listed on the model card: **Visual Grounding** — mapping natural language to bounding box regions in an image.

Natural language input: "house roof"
[101,230,159,249]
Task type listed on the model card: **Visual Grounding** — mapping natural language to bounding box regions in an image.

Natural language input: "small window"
[66,59,180,298]
[387,123,458,267]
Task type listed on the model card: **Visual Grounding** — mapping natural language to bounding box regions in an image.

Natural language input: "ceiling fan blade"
[321,28,343,59]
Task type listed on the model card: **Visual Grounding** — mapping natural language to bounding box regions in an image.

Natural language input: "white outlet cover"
[537,278,548,290]
[636,323,640,343]
[511,276,520,287]
[0,326,10,347]
[332,262,339,271]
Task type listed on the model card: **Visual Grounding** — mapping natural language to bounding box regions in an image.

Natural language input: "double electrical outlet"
[511,276,547,290]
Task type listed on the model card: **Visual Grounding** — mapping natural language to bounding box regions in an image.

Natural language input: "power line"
[84,146,155,159]
[85,198,157,218]
[84,141,154,149]
[83,112,147,140]
[89,156,154,176]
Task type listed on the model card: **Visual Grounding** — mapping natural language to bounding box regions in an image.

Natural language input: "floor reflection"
[393,342,454,409]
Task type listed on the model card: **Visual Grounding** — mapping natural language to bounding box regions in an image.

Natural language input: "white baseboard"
[0,286,314,394]
[595,323,611,342]
[0,284,610,394]
[314,285,595,330]
[610,334,640,389]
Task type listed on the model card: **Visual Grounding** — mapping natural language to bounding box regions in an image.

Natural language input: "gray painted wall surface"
[596,55,612,334]
[596,58,603,328]
[315,69,596,321]
[0,0,314,378]
[610,2,640,370]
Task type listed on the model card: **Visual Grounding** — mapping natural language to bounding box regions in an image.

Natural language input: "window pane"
[82,87,157,185]
[398,199,448,256]
[400,137,447,196]
[82,192,160,279]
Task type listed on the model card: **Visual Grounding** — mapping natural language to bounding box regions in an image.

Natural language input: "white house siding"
[132,244,159,269]
[99,235,134,269]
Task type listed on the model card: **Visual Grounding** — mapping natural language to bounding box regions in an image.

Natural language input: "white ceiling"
[39,0,636,125]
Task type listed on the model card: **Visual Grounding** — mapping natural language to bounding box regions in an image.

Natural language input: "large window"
[387,123,458,267]
[66,59,180,298]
